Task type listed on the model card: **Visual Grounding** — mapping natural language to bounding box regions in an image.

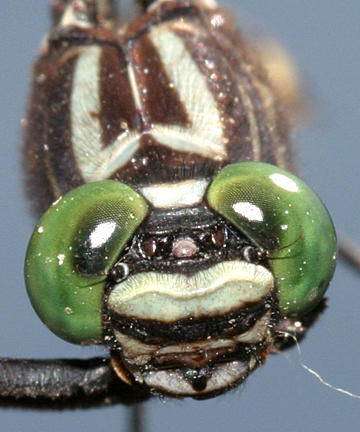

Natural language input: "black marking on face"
[109,297,272,345]
[106,206,266,277]
[183,368,209,392]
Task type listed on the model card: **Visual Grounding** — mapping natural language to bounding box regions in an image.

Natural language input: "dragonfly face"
[9,0,338,402]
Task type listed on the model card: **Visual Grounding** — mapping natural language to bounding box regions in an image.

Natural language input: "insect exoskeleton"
[23,0,336,398]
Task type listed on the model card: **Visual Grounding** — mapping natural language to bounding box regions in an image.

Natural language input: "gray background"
[1,1,360,431]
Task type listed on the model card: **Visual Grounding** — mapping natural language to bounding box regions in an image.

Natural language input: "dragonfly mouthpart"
[106,260,275,397]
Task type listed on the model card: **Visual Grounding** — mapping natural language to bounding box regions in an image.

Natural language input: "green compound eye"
[25,181,148,344]
[207,162,336,316]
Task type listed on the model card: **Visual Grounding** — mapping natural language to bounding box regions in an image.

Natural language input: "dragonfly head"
[24,162,336,398]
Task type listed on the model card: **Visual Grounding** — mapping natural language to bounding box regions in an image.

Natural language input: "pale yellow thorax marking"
[71,26,227,181]
[71,46,140,181]
[149,25,227,161]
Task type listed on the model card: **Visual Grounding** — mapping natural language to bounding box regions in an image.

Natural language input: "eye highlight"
[24,180,148,344]
[206,162,337,316]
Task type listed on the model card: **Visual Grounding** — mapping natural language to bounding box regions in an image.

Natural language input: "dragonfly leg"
[338,236,360,273]
[0,357,148,408]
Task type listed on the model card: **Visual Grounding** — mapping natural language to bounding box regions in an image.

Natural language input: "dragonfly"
[1,0,359,417]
